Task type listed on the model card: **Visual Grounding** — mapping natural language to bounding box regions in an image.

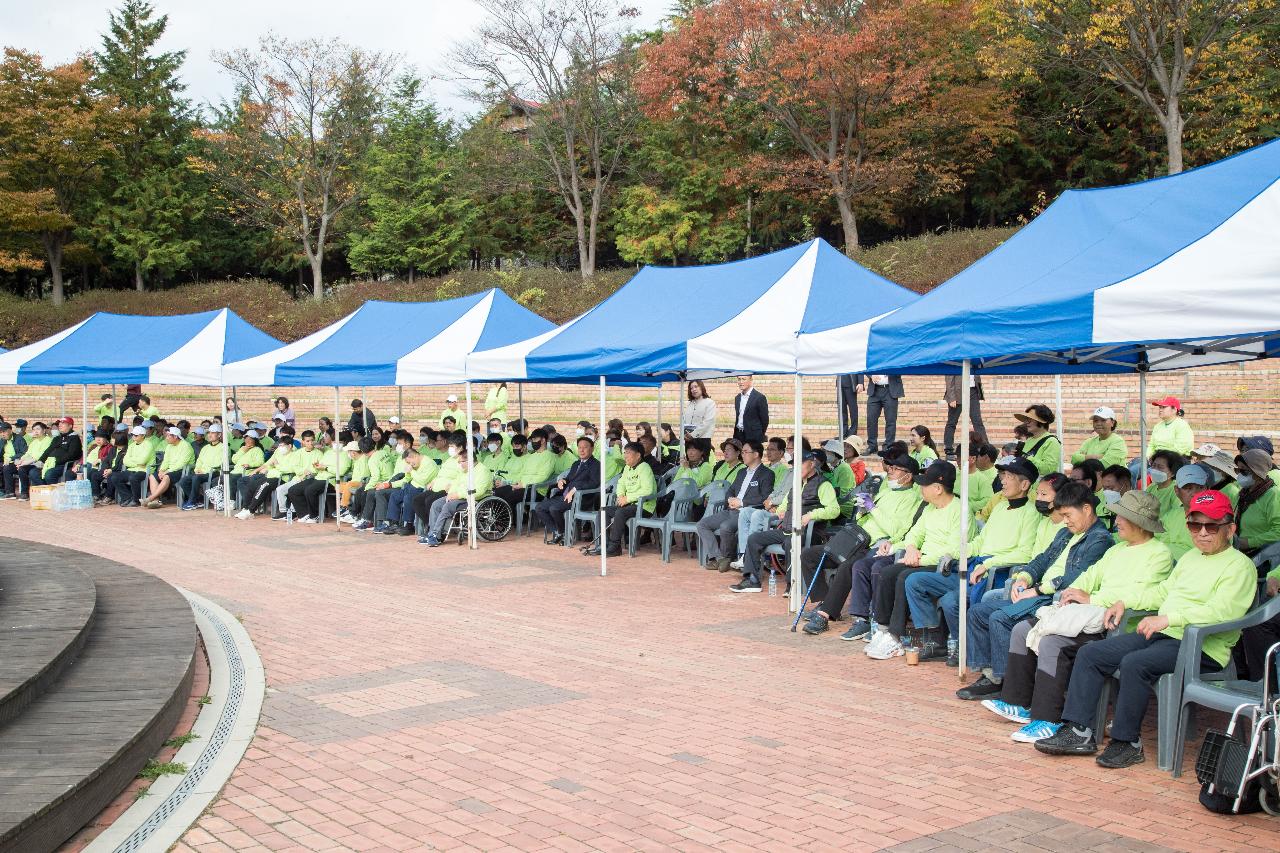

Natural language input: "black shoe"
[802,613,829,635]
[729,579,762,593]
[917,641,948,662]
[956,676,1002,701]
[605,547,622,558]
[1096,740,1145,769]
[397,524,415,536]
[1034,726,1097,756]
[946,650,960,667]
[583,546,601,556]
[545,533,563,545]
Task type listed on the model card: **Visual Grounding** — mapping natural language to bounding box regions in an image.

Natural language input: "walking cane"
[790,552,828,632]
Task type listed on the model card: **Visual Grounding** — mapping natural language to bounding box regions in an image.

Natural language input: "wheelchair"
[444,495,514,544]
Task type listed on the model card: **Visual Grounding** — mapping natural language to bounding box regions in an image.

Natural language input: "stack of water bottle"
[53,479,94,512]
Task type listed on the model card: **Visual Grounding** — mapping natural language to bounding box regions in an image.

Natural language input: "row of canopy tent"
[0,139,1276,632]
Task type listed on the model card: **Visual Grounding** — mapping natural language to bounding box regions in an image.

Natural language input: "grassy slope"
[0,227,1017,348]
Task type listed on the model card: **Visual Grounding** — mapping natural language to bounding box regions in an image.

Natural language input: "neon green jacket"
[262,447,298,481]
[349,453,371,484]
[672,460,713,492]
[970,499,1041,567]
[1240,487,1280,551]
[859,483,921,543]
[444,462,493,500]
[968,467,997,515]
[554,450,576,476]
[94,401,121,422]
[893,496,972,566]
[365,450,397,487]
[711,460,744,484]
[1156,547,1257,665]
[159,439,195,474]
[231,445,264,474]
[910,446,938,468]
[1070,537,1173,610]
[21,434,52,466]
[1023,433,1062,477]
[484,386,507,422]
[290,448,325,479]
[1148,418,1193,457]
[778,478,842,524]
[1071,433,1128,468]
[617,463,657,513]
[312,449,352,482]
[517,450,558,490]
[1156,502,1194,561]
[410,459,439,488]
[123,439,156,473]
[595,444,624,481]
[195,442,225,475]
[439,407,463,429]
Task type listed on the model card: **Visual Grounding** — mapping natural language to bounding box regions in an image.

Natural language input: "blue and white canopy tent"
[844,138,1280,676]
[222,288,555,536]
[0,308,282,503]
[467,238,919,583]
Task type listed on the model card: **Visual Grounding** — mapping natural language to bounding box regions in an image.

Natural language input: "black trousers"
[288,479,328,518]
[874,563,931,637]
[605,504,639,552]
[88,467,109,498]
[840,389,859,437]
[241,474,277,513]
[493,484,523,510]
[1001,620,1102,723]
[1060,632,1220,743]
[176,472,210,505]
[865,393,898,451]
[113,470,146,504]
[3,462,36,495]
[413,489,447,528]
[1237,612,1280,681]
[944,389,988,451]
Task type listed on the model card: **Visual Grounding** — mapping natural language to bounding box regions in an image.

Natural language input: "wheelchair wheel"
[475,496,513,541]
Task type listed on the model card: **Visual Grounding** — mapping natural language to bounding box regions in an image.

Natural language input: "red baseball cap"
[55,416,74,427]
[1150,396,1181,409]
[1187,490,1233,521]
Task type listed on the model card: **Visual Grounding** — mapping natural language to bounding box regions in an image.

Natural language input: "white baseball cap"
[208,423,223,433]
[244,429,260,439]
[388,416,401,425]
[231,422,246,431]
[446,395,458,403]
[1091,406,1117,421]
[130,426,146,436]
[166,426,182,438]
[194,426,208,435]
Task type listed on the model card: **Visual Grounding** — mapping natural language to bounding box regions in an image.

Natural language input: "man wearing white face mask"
[413,434,465,541]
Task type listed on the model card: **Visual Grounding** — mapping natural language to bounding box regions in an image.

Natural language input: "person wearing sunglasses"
[1034,490,1256,769]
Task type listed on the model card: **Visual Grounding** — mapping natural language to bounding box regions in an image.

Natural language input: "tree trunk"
[408,265,415,285]
[44,236,65,306]
[310,255,324,300]
[835,194,860,256]
[1163,100,1184,175]
[134,260,145,292]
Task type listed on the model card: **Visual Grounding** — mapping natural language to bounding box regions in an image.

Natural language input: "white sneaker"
[729,558,744,570]
[863,629,892,657]
[866,636,904,660]
[297,516,316,524]
[235,508,251,520]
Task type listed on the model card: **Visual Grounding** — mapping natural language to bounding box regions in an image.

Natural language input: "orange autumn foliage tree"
[638,0,1003,255]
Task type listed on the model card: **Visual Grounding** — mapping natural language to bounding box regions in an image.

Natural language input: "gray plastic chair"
[515,476,560,536]
[563,475,618,549]
[701,480,731,517]
[625,481,664,557]
[1171,594,1280,776]
[657,478,702,563]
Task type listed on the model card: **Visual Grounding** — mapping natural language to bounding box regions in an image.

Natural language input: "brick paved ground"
[10,502,1280,852]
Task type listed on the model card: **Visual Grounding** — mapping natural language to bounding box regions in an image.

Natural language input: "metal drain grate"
[113,600,246,853]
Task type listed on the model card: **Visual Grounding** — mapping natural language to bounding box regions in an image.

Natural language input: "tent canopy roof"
[864,139,1280,375]
[468,238,917,383]
[222,289,555,387]
[0,309,281,386]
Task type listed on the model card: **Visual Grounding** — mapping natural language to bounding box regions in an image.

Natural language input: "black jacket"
[560,456,603,495]
[40,431,82,470]
[731,389,770,442]
[727,464,775,509]
[857,374,905,399]
[346,408,378,434]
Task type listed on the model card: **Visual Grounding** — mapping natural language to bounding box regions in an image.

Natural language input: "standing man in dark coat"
[944,374,988,457]
[731,375,769,444]
[838,374,859,437]
[858,374,904,454]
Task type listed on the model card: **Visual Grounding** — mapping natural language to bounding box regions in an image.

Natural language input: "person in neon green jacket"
[857,459,921,543]
[1071,407,1128,469]
[421,453,494,545]
[111,426,157,506]
[1146,396,1194,458]
[144,427,195,508]
[710,439,745,484]
[139,395,161,421]
[671,443,714,492]
[591,442,657,557]
[485,383,508,423]
[1015,405,1062,477]
[967,444,999,515]
[1035,489,1256,767]
[595,433,624,481]
[13,423,52,497]
[440,395,463,429]
[514,432,559,496]
[177,424,226,510]
[1144,450,1185,519]
[1234,448,1280,554]
[93,393,121,424]
[907,425,939,468]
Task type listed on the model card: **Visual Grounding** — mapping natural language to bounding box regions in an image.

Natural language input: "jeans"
[176,472,209,505]
[428,497,466,539]
[736,507,776,557]
[965,587,1020,673]
[1060,631,1219,743]
[386,485,422,525]
[905,571,962,635]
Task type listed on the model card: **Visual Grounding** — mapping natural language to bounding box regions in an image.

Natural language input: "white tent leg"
[220,385,232,517]
[1139,371,1148,485]
[1054,374,1064,471]
[599,376,607,578]
[678,377,686,459]
[465,382,477,549]
[836,379,844,438]
[80,385,88,469]
[789,374,802,613]
[957,359,972,679]
[334,387,342,527]
[518,383,525,429]
[398,386,403,423]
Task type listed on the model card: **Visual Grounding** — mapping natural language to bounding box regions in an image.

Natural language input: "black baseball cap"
[996,457,1039,483]
[915,460,957,491]
[882,454,920,476]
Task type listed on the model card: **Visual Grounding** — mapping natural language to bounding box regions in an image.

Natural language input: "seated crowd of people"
[1,384,1279,772]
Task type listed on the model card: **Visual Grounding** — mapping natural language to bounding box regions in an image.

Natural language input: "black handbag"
[821,523,871,565]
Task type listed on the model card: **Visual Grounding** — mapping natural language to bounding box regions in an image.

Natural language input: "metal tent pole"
[220,385,232,517]
[789,374,803,612]
[957,359,973,679]
[1139,371,1149,485]
[599,376,607,577]
[80,385,88,469]
[334,387,342,527]
[678,377,686,459]
[519,383,525,429]
[1054,374,1064,471]
[465,382,477,549]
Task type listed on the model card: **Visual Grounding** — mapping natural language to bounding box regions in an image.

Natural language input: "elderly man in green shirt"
[178,423,226,510]
[144,426,195,508]
[113,425,157,507]
[1036,489,1257,769]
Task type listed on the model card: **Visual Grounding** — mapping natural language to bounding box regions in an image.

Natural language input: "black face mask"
[1035,499,1053,516]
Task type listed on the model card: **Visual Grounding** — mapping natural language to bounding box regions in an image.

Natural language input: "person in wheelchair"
[534,436,602,545]
[422,450,493,547]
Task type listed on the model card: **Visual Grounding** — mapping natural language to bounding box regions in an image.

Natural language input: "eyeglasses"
[1187,520,1228,534]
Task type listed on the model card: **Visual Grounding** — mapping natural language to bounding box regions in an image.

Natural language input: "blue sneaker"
[417,535,431,545]
[981,699,1031,724]
[180,503,197,511]
[1011,720,1061,743]
[426,534,441,547]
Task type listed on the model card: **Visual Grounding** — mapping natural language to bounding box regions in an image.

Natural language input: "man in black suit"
[838,374,859,437]
[731,375,769,444]
[858,373,904,453]
[533,436,602,544]
[696,439,775,570]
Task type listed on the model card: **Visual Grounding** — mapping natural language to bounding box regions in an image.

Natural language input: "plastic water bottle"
[286,504,294,525]
[768,571,777,597]
[947,638,958,660]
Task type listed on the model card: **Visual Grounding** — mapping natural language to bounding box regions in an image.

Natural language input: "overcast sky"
[2,0,673,120]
